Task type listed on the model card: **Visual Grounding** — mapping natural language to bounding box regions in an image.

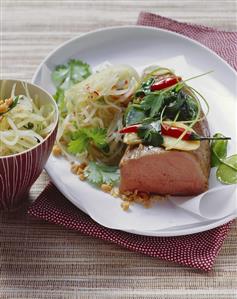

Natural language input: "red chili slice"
[150,76,182,91]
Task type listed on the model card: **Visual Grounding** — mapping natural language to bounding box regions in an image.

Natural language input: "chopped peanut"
[0,98,13,114]
[71,163,80,174]
[143,201,151,208]
[52,145,62,156]
[138,192,150,201]
[121,201,130,211]
[101,184,112,193]
[79,162,87,170]
[79,174,86,181]
[110,187,119,197]
[5,97,13,106]
[76,167,84,175]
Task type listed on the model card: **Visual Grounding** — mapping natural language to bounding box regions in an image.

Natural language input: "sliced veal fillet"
[119,119,211,196]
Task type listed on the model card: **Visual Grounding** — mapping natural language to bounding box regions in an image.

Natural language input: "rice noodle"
[58,64,139,164]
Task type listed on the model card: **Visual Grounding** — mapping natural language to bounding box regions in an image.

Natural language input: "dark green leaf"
[135,77,155,97]
[137,121,163,147]
[140,93,165,118]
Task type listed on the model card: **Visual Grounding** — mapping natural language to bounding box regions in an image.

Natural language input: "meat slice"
[119,120,211,196]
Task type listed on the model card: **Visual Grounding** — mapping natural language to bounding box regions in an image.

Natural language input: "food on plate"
[52,61,139,166]
[0,83,55,156]
[51,59,236,209]
[120,122,211,196]
[119,66,212,195]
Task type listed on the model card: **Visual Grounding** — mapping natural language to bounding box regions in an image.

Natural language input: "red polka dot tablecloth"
[28,13,237,271]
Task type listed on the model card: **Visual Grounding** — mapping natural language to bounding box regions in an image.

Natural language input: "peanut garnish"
[101,184,112,193]
[79,174,86,181]
[52,145,62,156]
[0,97,13,114]
[121,201,130,211]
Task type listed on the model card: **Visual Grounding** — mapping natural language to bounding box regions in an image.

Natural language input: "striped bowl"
[0,80,58,210]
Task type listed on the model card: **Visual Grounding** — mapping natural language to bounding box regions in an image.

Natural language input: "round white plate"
[33,26,237,236]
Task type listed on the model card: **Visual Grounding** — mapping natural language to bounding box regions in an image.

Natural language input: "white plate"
[32,26,237,236]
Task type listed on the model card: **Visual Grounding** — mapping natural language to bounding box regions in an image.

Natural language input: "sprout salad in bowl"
[0,82,56,156]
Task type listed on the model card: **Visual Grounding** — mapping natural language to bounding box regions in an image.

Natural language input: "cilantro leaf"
[68,127,108,155]
[86,128,108,148]
[84,161,120,186]
[140,93,164,118]
[52,59,91,90]
[84,161,101,184]
[68,131,89,154]
[52,59,91,118]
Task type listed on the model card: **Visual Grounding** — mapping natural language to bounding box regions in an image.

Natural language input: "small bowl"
[0,79,58,210]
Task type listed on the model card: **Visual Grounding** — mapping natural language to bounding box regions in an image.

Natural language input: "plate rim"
[33,25,237,236]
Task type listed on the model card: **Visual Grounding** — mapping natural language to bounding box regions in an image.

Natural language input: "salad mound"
[0,83,55,157]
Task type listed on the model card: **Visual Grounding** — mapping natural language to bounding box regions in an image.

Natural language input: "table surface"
[1,1,237,298]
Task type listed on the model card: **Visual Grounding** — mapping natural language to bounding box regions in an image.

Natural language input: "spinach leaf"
[137,121,163,147]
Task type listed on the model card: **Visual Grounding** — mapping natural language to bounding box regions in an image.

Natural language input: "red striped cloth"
[28,13,236,271]
[137,12,237,70]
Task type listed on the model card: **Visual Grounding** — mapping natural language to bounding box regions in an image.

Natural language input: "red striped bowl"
[0,80,58,210]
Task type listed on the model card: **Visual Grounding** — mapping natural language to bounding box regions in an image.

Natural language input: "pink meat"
[119,120,211,196]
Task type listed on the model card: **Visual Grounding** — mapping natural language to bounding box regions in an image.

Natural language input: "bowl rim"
[0,79,59,159]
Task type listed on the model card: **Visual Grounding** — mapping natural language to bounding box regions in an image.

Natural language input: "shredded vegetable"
[55,63,139,165]
[0,83,55,156]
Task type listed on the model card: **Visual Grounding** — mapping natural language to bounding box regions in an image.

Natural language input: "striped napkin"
[28,13,237,271]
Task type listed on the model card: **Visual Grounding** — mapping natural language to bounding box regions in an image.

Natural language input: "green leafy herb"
[137,121,164,147]
[68,128,108,154]
[211,133,228,167]
[125,105,146,126]
[84,161,120,186]
[52,59,91,90]
[140,93,164,117]
[139,88,198,123]
[135,77,155,97]
[52,59,92,118]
